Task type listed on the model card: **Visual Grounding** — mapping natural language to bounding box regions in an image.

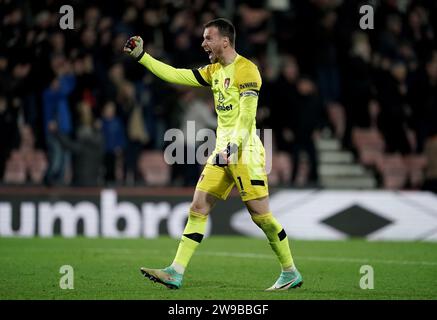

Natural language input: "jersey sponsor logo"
[216,91,232,111]
[224,78,230,90]
[218,91,225,103]
[239,82,258,90]
[216,104,233,111]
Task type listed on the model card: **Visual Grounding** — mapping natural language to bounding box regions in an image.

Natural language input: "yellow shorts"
[196,147,269,202]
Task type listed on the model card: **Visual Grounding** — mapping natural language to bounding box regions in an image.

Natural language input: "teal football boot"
[265,269,303,291]
[140,266,183,289]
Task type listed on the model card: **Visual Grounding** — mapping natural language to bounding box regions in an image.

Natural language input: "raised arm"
[123,36,210,87]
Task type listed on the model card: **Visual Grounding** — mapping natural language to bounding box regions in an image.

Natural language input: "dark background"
[1,0,437,191]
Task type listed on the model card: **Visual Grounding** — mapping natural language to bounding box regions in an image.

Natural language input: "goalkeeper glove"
[123,36,145,61]
[213,143,238,167]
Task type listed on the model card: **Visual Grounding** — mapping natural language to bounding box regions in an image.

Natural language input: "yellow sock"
[251,212,294,270]
[172,210,207,273]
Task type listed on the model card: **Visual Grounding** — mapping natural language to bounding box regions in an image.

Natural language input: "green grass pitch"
[0,237,436,300]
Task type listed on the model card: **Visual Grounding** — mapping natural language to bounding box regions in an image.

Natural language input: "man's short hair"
[204,18,236,47]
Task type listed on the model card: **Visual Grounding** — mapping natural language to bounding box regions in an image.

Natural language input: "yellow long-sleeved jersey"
[138,52,263,159]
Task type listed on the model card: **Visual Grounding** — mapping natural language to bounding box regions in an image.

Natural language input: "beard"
[209,52,218,63]
[209,47,223,63]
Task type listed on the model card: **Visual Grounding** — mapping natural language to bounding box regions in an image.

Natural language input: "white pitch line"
[79,248,437,266]
[198,251,437,267]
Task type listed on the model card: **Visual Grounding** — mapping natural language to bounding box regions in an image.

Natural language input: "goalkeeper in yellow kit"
[124,18,302,291]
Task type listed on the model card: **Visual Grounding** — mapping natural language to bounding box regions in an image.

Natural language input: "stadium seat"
[138,150,171,186]
[352,128,385,167]
[376,154,407,189]
[3,151,27,183]
[404,154,427,189]
[28,150,48,184]
[268,152,292,186]
[1,125,50,185]
[294,153,309,187]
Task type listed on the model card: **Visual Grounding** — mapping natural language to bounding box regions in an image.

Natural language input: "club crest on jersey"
[224,78,230,90]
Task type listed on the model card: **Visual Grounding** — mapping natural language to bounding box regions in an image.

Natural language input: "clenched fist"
[123,36,145,60]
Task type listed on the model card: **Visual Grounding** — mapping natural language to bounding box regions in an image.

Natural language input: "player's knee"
[190,201,210,216]
[245,196,270,216]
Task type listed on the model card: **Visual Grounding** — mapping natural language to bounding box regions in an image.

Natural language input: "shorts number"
[237,176,244,190]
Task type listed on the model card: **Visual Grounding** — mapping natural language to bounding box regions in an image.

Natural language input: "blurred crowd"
[0,0,437,191]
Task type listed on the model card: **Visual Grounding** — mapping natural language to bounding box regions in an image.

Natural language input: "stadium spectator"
[118,81,149,185]
[405,5,435,63]
[42,55,76,186]
[0,96,20,179]
[341,32,374,148]
[408,56,437,153]
[270,55,299,154]
[376,60,412,155]
[101,100,126,185]
[314,9,341,105]
[236,2,271,58]
[50,101,104,187]
[290,75,322,185]
[377,13,403,60]
[70,54,99,124]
